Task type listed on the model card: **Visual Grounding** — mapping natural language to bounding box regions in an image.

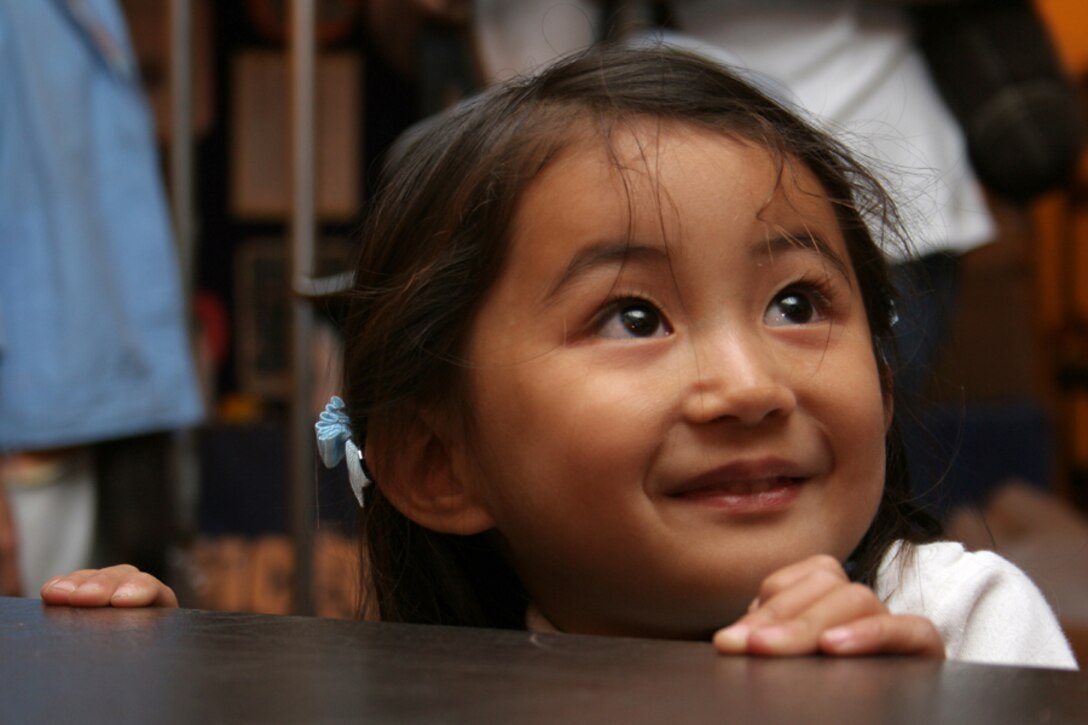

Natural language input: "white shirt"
[877,541,1078,670]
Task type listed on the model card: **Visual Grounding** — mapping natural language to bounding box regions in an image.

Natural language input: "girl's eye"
[764,284,829,327]
[597,300,671,339]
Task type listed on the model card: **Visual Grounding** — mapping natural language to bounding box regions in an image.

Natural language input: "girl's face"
[455,123,889,638]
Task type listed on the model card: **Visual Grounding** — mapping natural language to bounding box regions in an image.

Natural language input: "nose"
[680,329,797,426]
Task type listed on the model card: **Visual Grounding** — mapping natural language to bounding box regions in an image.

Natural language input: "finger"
[819,614,945,658]
[40,565,176,608]
[745,582,887,656]
[715,569,844,653]
[109,571,179,608]
[40,568,117,605]
[714,558,849,654]
[753,554,846,608]
[746,566,849,627]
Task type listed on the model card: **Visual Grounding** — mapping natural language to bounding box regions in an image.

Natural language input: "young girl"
[41,44,1076,669]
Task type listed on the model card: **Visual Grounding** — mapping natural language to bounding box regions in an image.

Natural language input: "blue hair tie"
[315,396,372,507]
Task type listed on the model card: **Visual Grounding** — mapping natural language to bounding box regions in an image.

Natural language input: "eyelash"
[590,291,669,336]
[777,275,837,316]
[587,274,839,336]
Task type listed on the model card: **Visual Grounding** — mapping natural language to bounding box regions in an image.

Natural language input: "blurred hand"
[713,554,944,658]
[40,564,178,608]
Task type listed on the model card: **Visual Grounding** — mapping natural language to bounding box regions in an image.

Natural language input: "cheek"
[822,343,888,482]
[465,359,671,508]
[845,373,890,515]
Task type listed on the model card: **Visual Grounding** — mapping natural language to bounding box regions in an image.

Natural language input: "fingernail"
[112,583,139,600]
[47,579,76,593]
[752,625,789,645]
[822,626,854,648]
[715,624,750,650]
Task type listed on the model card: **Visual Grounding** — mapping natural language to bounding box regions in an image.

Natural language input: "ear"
[367,408,495,536]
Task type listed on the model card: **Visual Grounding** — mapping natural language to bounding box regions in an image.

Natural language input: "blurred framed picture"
[235,237,352,398]
[231,50,362,220]
[120,0,216,140]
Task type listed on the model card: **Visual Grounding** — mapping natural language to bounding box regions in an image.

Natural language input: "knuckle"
[133,572,160,589]
[758,573,788,602]
[809,569,843,590]
[906,614,941,641]
[755,598,789,622]
[842,582,878,606]
[878,614,943,654]
[810,554,841,572]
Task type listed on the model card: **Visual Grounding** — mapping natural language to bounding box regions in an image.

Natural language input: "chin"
[597,596,753,641]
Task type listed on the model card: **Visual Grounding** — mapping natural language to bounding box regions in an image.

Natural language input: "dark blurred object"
[901,401,1054,520]
[416,21,477,116]
[0,487,20,596]
[95,434,178,581]
[912,0,1084,202]
[198,424,359,537]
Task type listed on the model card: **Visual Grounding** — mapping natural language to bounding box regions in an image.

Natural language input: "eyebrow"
[758,232,852,283]
[544,242,669,302]
[543,231,853,302]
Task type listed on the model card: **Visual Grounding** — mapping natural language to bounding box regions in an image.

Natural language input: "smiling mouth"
[671,476,805,513]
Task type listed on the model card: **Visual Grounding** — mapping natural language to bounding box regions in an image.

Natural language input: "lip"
[666,458,810,515]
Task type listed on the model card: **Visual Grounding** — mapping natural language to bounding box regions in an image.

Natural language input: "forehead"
[508,121,844,264]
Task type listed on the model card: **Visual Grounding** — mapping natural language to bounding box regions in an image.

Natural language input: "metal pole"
[169,0,194,284]
[168,0,201,592]
[289,0,316,615]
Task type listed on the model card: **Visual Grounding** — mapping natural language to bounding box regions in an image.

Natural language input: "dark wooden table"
[1,596,1085,723]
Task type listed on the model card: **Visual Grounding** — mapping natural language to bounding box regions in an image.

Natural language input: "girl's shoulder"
[875,540,1042,604]
[875,540,1077,670]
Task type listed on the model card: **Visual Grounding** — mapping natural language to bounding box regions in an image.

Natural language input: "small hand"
[40,564,178,608]
[713,554,944,658]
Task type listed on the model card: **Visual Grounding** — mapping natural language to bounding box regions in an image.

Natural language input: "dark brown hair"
[341,43,939,629]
